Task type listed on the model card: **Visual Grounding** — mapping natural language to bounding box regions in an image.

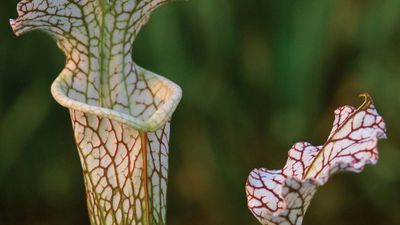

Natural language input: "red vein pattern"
[246,94,386,225]
[11,0,182,225]
[72,110,169,225]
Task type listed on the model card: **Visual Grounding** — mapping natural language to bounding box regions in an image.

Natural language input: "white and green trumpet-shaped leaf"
[246,94,386,225]
[11,0,182,225]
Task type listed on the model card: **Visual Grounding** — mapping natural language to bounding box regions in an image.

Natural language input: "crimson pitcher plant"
[11,0,182,225]
[246,94,386,225]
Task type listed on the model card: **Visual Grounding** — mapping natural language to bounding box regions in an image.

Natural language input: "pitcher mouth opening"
[51,66,182,132]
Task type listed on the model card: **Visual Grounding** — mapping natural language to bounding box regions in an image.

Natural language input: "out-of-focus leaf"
[0,82,50,182]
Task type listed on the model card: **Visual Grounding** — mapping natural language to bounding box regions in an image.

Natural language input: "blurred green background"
[1,0,400,224]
